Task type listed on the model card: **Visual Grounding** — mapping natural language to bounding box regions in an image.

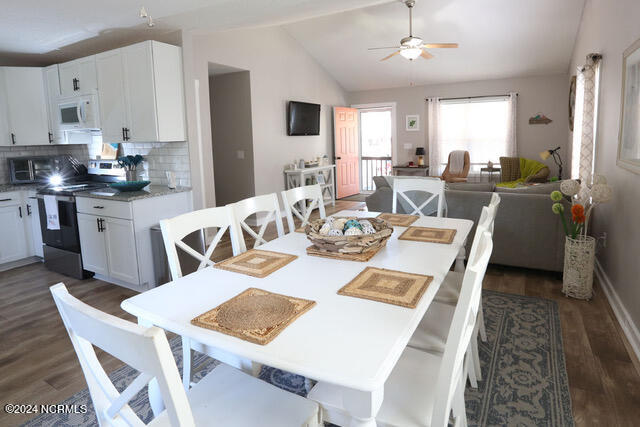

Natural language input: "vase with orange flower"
[550,176,612,299]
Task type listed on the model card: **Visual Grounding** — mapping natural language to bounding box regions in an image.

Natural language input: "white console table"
[284,165,336,214]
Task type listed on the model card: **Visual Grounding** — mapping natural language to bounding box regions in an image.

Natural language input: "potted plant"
[550,176,612,299]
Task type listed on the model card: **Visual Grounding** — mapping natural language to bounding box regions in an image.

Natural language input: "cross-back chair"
[392,177,446,217]
[50,283,320,427]
[231,193,285,252]
[281,184,326,233]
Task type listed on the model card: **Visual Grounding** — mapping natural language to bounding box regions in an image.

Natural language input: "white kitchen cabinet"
[58,56,97,96]
[96,41,186,144]
[77,212,109,276]
[104,217,139,284]
[95,49,128,143]
[0,202,29,264]
[2,67,50,146]
[25,192,43,258]
[0,69,9,146]
[43,65,63,144]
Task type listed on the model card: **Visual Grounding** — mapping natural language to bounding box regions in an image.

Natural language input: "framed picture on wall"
[617,37,640,175]
[406,115,420,131]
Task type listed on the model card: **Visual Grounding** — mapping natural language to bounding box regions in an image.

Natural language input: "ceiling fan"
[369,0,458,61]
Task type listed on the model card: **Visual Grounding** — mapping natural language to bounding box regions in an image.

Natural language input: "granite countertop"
[74,185,192,202]
[0,183,43,193]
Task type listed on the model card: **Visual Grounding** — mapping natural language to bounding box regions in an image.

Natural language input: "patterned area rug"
[23,290,573,426]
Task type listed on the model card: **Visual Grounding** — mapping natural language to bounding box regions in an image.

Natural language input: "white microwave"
[57,94,100,131]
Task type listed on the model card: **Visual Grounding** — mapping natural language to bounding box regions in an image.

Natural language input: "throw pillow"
[499,157,520,182]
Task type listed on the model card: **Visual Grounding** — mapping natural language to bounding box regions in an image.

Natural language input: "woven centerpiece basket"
[305,217,393,255]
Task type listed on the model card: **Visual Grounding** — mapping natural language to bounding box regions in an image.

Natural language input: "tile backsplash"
[89,141,191,187]
[0,144,89,184]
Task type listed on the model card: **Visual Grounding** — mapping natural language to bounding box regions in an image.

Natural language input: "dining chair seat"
[149,364,319,427]
[432,271,464,305]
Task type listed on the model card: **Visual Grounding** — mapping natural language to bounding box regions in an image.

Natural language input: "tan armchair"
[441,151,470,183]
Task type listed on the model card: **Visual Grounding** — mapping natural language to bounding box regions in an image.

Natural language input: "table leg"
[455,240,467,272]
[137,318,165,416]
[343,387,383,427]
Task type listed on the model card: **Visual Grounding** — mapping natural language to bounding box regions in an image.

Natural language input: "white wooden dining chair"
[392,177,446,217]
[308,232,493,427]
[231,193,285,252]
[50,283,320,427]
[281,184,326,233]
[159,205,244,389]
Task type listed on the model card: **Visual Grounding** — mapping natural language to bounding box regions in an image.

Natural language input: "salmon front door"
[334,107,359,199]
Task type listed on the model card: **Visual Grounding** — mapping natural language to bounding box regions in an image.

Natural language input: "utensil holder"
[126,169,137,181]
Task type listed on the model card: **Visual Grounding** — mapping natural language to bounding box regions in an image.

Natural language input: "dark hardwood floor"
[1,199,639,426]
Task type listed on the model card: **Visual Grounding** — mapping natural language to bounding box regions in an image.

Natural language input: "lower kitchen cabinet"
[76,190,192,291]
[0,203,29,264]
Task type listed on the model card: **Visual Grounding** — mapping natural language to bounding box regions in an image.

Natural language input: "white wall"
[570,0,640,350]
[348,74,570,176]
[182,26,347,208]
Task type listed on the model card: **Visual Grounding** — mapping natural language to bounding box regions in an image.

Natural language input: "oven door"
[37,195,81,253]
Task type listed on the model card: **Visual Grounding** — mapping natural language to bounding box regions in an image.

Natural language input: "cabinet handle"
[48,132,53,144]
[0,198,11,202]
[93,205,104,209]
[73,78,79,91]
[26,204,32,216]
[11,133,16,145]
[124,127,130,141]
[99,218,105,232]
[18,206,22,218]
[122,127,126,141]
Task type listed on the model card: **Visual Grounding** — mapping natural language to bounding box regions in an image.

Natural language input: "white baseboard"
[594,258,640,365]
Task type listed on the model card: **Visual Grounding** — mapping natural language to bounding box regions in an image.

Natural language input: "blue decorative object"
[343,219,363,232]
[109,180,150,192]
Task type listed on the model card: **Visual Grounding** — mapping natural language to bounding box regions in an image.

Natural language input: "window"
[437,96,513,175]
[359,107,393,191]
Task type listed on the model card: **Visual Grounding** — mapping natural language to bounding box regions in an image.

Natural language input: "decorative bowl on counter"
[305,217,393,255]
[109,180,151,192]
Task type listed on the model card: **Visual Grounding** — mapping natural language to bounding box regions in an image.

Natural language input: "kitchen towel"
[44,195,60,230]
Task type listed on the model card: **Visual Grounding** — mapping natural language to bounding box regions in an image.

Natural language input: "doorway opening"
[353,103,396,192]
[208,63,254,206]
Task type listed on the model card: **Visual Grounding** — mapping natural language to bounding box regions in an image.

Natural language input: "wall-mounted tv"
[287,101,320,136]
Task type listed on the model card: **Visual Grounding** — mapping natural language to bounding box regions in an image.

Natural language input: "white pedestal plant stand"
[562,235,596,299]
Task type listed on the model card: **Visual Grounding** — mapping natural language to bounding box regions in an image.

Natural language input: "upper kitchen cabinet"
[58,55,98,96]
[43,65,64,144]
[1,67,50,146]
[96,41,186,144]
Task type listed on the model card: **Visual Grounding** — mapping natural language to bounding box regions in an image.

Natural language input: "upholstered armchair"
[441,151,471,183]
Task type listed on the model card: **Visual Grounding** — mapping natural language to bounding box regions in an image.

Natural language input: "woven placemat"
[306,244,382,262]
[377,213,420,227]
[398,226,457,244]
[338,267,433,308]
[214,249,297,278]
[191,288,316,345]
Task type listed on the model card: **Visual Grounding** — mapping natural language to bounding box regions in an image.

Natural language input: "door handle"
[48,132,53,144]
[73,78,79,91]
[18,206,22,218]
[335,156,342,160]
[11,133,16,145]
[26,204,32,216]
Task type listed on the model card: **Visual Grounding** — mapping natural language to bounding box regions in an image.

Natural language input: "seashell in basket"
[305,217,394,254]
[345,227,363,236]
[332,218,348,231]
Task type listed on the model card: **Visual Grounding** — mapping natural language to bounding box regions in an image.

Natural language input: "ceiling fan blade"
[368,46,402,50]
[422,43,459,49]
[381,50,401,61]
[420,50,434,59]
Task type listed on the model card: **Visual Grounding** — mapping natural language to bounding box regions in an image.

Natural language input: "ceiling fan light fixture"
[399,48,422,60]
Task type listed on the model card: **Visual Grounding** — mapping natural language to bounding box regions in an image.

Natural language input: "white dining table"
[121,210,473,426]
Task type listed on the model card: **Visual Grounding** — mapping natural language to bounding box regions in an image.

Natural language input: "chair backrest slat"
[50,283,194,427]
[392,178,445,217]
[281,184,326,233]
[231,193,285,252]
[430,229,493,426]
[160,206,241,280]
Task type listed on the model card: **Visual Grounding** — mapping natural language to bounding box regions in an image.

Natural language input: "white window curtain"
[426,97,441,174]
[426,93,517,176]
[571,54,602,180]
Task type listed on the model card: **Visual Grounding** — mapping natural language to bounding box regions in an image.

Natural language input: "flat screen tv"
[287,101,320,136]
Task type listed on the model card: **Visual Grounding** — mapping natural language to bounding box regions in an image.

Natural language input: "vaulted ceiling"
[283,0,586,91]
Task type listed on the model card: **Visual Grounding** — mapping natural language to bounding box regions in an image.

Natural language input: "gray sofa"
[366,177,568,272]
